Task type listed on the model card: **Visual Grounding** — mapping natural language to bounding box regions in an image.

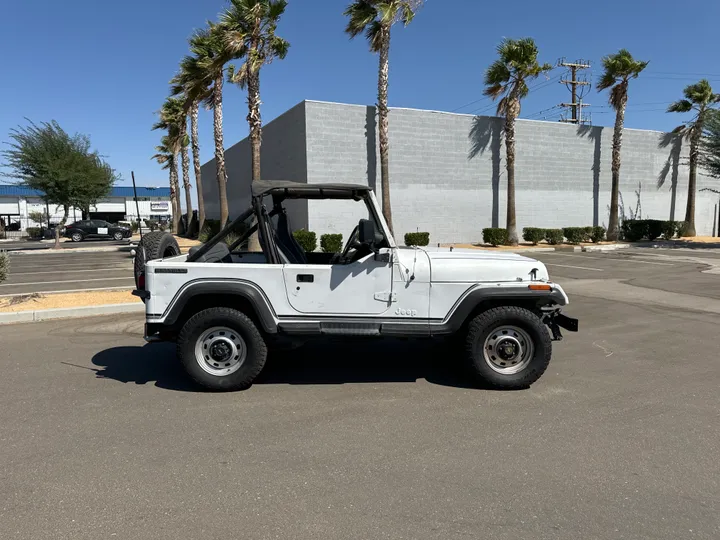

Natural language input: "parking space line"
[0,277,135,287]
[545,263,604,272]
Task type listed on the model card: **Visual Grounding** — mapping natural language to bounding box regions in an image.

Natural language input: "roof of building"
[0,185,171,198]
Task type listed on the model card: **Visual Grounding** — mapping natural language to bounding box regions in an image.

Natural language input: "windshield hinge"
[374,291,397,303]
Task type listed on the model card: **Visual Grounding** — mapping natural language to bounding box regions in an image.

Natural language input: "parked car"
[63,220,132,242]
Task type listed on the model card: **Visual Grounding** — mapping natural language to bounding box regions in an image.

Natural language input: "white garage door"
[0,197,19,214]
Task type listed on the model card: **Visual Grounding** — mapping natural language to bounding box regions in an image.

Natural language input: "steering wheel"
[332,225,360,264]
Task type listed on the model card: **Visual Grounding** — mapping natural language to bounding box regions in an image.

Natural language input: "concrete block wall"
[200,101,309,229]
[305,102,715,243]
[304,101,380,239]
[202,99,718,244]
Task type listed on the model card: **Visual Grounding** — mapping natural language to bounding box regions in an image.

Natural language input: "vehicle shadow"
[91,339,486,392]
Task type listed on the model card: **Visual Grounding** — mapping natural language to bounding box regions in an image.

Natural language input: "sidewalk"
[0,289,143,324]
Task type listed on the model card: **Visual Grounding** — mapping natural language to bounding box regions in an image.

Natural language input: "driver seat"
[274,210,307,264]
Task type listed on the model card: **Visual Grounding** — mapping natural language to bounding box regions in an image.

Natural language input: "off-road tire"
[178,307,267,391]
[133,231,180,288]
[465,306,551,390]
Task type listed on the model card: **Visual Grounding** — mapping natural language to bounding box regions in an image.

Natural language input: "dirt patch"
[678,236,720,243]
[0,290,138,313]
[130,234,201,252]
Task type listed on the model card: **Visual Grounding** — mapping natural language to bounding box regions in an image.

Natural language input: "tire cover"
[133,232,181,288]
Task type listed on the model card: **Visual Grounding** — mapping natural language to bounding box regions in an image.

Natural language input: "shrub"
[25,227,42,239]
[293,229,317,252]
[321,234,344,253]
[677,221,692,237]
[562,227,587,245]
[589,226,606,243]
[130,221,140,233]
[404,232,430,247]
[583,226,594,241]
[158,222,168,232]
[146,219,158,232]
[0,251,9,283]
[545,229,564,245]
[522,227,545,245]
[621,219,648,242]
[199,219,221,243]
[661,220,678,240]
[482,228,508,247]
[646,219,663,241]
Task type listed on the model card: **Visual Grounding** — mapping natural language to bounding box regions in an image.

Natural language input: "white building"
[0,185,172,233]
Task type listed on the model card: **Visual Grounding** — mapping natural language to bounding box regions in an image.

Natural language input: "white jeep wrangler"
[132,180,577,391]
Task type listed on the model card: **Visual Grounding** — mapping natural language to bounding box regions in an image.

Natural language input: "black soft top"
[251,180,371,200]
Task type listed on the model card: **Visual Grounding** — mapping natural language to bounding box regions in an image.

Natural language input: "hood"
[415,246,550,283]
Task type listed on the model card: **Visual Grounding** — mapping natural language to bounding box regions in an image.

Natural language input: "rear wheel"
[178,307,267,391]
[465,306,551,389]
[71,232,83,242]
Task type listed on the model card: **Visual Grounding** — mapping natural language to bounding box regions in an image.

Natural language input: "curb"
[7,245,135,255]
[0,303,144,325]
[581,244,631,252]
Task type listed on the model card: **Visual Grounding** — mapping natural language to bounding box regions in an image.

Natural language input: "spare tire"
[134,232,181,289]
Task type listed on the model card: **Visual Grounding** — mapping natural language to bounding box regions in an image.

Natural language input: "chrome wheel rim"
[194,326,246,376]
[482,325,534,375]
[72,233,82,242]
[113,232,123,240]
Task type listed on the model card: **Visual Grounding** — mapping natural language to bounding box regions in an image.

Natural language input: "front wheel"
[177,307,268,391]
[465,306,551,389]
[71,232,83,242]
[113,231,124,241]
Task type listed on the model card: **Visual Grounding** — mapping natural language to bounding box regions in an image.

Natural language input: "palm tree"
[483,38,552,246]
[597,49,649,241]
[172,50,214,235]
[345,0,421,234]
[183,24,231,227]
[152,136,181,232]
[700,110,720,179]
[667,79,720,236]
[221,0,290,251]
[152,97,190,232]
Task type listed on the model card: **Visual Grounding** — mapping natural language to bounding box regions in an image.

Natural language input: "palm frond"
[484,60,511,87]
[270,36,290,59]
[667,99,693,113]
[366,20,384,52]
[344,1,377,38]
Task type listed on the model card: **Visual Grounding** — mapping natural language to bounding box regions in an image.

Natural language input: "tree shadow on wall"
[468,116,503,228]
[577,125,602,227]
[365,106,377,192]
[658,132,682,221]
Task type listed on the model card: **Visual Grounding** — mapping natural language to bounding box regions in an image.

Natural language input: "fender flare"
[161,279,278,333]
[433,286,567,335]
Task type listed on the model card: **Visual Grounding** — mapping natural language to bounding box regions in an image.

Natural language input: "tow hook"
[548,318,564,341]
[543,312,564,341]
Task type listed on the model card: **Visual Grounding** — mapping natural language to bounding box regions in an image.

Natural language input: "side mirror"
[358,219,376,246]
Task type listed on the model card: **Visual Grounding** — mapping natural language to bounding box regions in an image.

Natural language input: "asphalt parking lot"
[1,247,719,539]
[0,250,134,295]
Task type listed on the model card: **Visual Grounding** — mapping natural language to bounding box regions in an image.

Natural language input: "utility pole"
[557,58,591,124]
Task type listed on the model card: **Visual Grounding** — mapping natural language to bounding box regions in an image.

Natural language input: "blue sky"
[1,0,719,193]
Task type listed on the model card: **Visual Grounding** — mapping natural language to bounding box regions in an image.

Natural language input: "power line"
[646,71,720,78]
[468,74,562,116]
[524,105,561,119]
